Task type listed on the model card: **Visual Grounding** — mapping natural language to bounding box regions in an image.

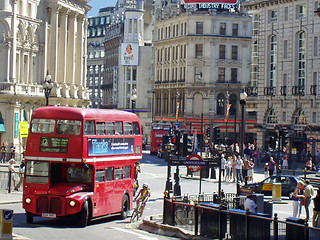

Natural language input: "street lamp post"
[239,90,247,157]
[151,90,155,123]
[130,88,137,113]
[43,72,53,106]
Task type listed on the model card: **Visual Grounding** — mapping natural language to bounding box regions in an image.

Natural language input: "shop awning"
[0,123,5,133]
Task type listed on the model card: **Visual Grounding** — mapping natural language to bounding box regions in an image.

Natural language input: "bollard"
[0,209,13,240]
[272,183,281,202]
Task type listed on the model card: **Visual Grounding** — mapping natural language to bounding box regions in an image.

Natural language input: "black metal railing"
[280,86,287,96]
[264,87,276,96]
[292,86,305,96]
[310,85,317,96]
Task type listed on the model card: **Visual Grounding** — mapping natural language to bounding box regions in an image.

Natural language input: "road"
[0,152,315,239]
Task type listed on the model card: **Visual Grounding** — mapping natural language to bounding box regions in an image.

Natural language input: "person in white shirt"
[221,154,226,180]
[244,195,257,214]
[236,155,243,183]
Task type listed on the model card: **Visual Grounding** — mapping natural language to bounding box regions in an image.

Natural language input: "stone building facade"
[154,6,254,145]
[243,0,320,165]
[0,0,90,157]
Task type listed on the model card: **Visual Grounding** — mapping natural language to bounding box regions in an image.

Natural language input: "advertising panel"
[182,0,238,10]
[88,138,134,156]
[121,43,139,66]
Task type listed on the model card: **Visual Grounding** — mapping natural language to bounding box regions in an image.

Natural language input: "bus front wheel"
[79,201,89,227]
[26,211,34,224]
[120,195,129,219]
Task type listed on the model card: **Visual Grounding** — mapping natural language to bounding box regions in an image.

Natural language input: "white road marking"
[111,227,158,240]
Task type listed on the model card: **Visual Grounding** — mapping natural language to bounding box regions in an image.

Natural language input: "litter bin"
[0,209,13,240]
[263,201,273,217]
[286,217,308,240]
[200,203,227,239]
[272,183,281,201]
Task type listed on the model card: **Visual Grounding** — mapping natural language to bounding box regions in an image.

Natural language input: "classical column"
[9,0,18,83]
[58,8,68,85]
[75,16,84,88]
[49,4,60,83]
[66,12,76,86]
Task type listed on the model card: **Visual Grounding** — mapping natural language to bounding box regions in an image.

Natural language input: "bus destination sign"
[40,137,69,153]
[182,0,238,10]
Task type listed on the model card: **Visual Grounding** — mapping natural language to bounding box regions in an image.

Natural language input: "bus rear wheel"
[26,211,34,224]
[79,201,89,227]
[120,195,129,219]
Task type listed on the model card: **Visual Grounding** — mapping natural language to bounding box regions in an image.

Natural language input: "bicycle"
[130,200,142,223]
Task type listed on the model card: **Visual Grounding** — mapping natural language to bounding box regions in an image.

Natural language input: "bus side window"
[95,169,105,182]
[106,167,114,181]
[115,167,123,180]
[124,165,131,179]
[132,122,140,135]
[106,122,115,135]
[115,121,123,135]
[84,120,95,135]
[96,122,106,135]
[124,122,132,135]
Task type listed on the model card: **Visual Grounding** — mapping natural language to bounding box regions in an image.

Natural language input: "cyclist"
[133,183,150,217]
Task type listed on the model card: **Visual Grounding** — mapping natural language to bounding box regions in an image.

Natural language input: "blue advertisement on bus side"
[88,138,134,156]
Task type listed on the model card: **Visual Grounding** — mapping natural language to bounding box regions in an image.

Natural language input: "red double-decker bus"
[23,106,142,227]
[150,123,171,155]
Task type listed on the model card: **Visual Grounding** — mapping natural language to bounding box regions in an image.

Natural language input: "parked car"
[240,175,305,199]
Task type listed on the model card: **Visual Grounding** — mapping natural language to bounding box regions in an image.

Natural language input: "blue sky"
[87,0,117,17]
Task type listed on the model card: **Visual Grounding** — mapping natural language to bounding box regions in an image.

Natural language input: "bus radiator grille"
[37,197,49,213]
[50,197,62,214]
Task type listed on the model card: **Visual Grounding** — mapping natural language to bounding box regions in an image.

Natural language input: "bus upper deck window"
[132,122,140,135]
[57,120,81,135]
[106,122,115,135]
[84,121,95,135]
[31,119,55,134]
[115,121,123,135]
[124,122,132,135]
[96,122,106,135]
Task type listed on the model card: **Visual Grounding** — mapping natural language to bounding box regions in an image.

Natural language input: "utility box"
[272,183,281,201]
[0,209,13,240]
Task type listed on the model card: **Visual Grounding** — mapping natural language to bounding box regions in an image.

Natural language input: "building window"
[282,111,287,122]
[266,109,278,127]
[218,67,225,82]
[231,46,238,60]
[217,93,225,115]
[194,66,202,82]
[232,23,238,36]
[284,40,288,59]
[231,68,237,82]
[296,5,306,19]
[314,37,318,56]
[284,7,289,21]
[269,10,278,22]
[269,35,277,87]
[219,45,226,59]
[196,22,203,34]
[220,23,226,35]
[229,94,237,115]
[195,44,203,58]
[312,112,317,123]
[297,31,306,87]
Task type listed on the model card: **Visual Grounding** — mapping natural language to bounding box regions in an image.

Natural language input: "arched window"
[229,94,237,116]
[297,31,306,87]
[217,93,225,115]
[266,108,278,128]
[292,108,307,130]
[269,35,277,87]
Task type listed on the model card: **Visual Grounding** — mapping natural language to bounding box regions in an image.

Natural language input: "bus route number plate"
[42,213,56,218]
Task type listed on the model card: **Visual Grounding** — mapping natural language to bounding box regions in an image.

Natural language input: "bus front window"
[26,161,49,184]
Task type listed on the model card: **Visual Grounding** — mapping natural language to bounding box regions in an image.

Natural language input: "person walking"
[1,143,6,163]
[292,182,304,218]
[236,155,243,183]
[231,155,237,182]
[221,154,226,180]
[303,180,315,221]
[247,158,255,182]
[268,157,276,176]
[7,158,16,190]
[305,158,313,171]
[10,143,16,159]
[14,161,25,191]
[312,189,320,227]
[282,155,288,170]
[134,161,141,195]
[225,156,232,182]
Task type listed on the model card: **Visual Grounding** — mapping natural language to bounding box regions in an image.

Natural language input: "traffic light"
[182,134,193,157]
[268,136,276,150]
[187,135,193,154]
[206,127,210,137]
[213,127,221,143]
[282,128,289,149]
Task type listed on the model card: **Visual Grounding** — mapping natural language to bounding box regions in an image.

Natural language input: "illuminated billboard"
[182,0,238,10]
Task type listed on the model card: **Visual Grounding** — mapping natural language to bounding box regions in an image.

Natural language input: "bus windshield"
[26,161,49,184]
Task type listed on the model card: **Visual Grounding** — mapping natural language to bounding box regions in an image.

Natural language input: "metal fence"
[163,197,320,240]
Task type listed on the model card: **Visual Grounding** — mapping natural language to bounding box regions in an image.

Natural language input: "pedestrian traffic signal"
[206,128,210,137]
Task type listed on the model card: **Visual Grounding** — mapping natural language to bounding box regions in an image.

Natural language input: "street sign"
[186,154,203,172]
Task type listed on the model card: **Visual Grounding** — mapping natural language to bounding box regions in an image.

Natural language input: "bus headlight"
[69,201,76,207]
[25,198,31,204]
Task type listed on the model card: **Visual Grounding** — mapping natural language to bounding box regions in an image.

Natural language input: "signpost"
[186,154,203,172]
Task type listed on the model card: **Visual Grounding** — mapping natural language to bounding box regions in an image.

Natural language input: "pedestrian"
[225,156,232,182]
[313,189,320,227]
[1,143,6,163]
[247,158,255,182]
[244,195,257,214]
[264,162,269,178]
[282,155,288,170]
[268,157,276,176]
[134,161,141,195]
[236,155,243,183]
[10,143,16,159]
[306,158,313,171]
[292,181,304,218]
[14,161,25,191]
[221,154,226,180]
[303,180,315,221]
[231,155,237,182]
[7,158,16,190]
[242,157,249,184]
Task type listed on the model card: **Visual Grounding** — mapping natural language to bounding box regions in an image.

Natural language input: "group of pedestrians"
[1,142,16,163]
[221,153,255,183]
